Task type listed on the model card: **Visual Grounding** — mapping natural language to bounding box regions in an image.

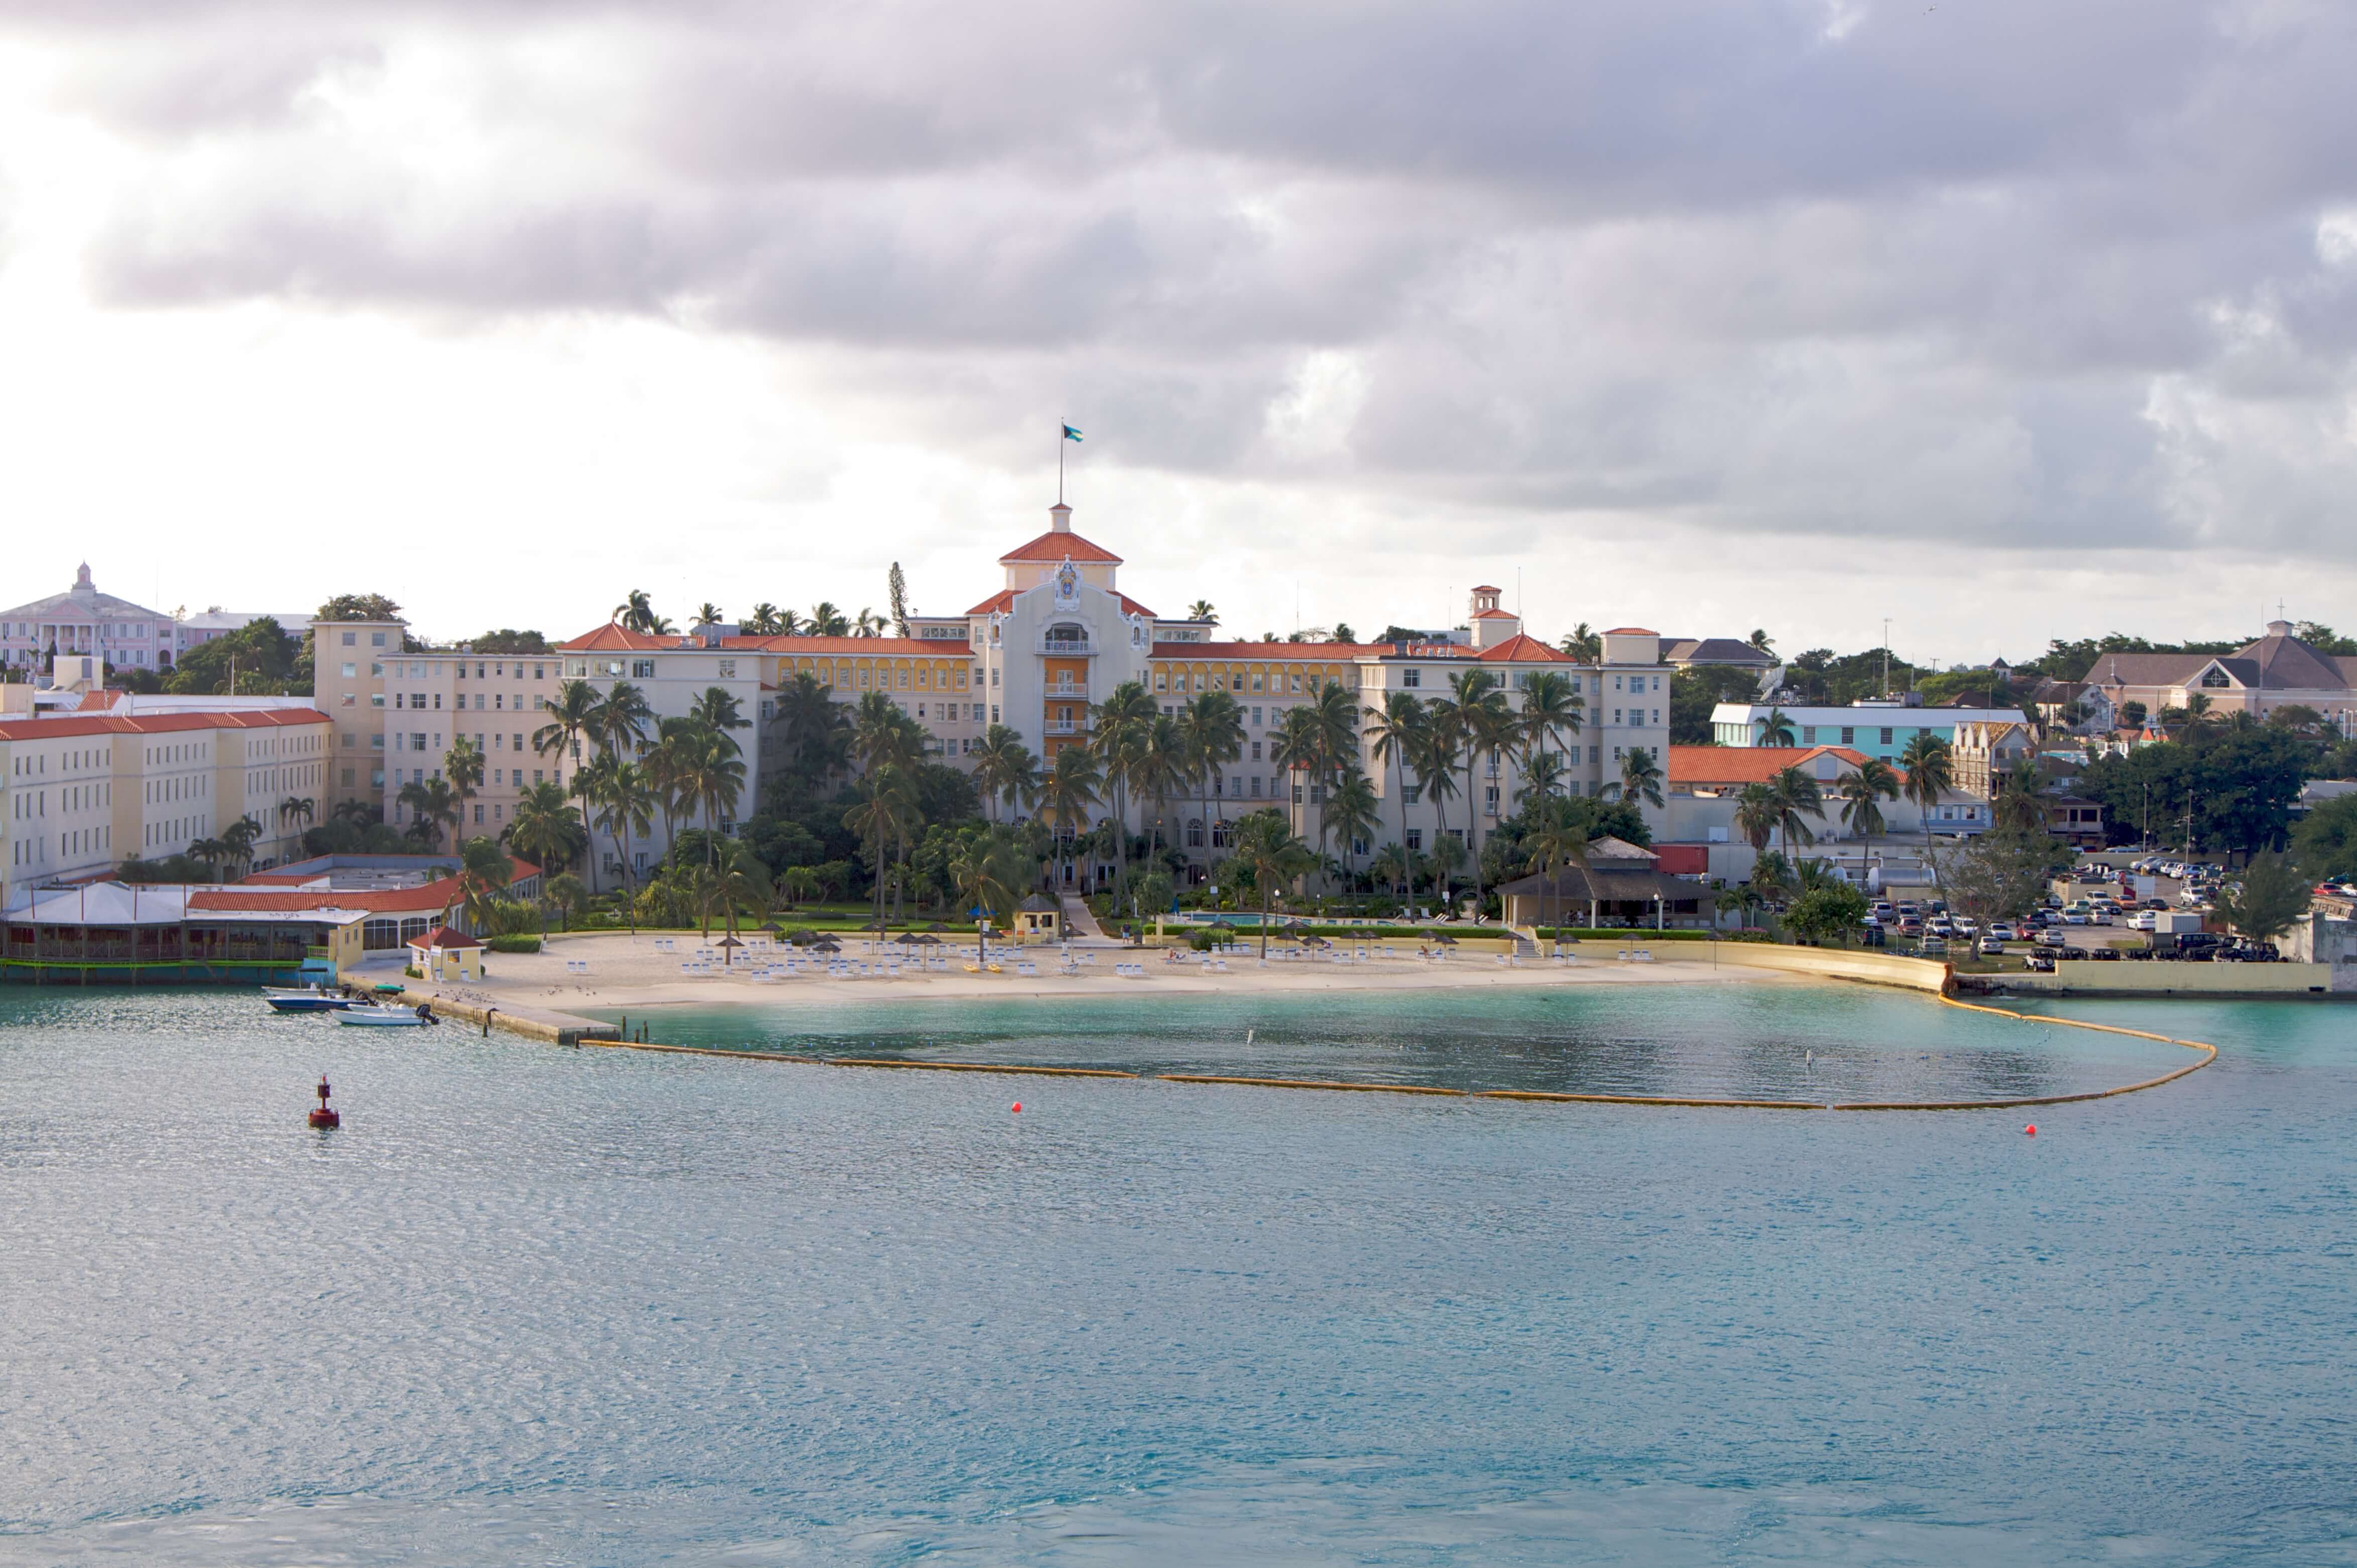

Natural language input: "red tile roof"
[1603,626,1659,636]
[1472,609,1519,620]
[1476,634,1570,663]
[997,530,1124,564]
[558,623,676,651]
[407,925,480,950]
[1668,745,1904,787]
[1471,584,1503,593]
[750,635,972,655]
[0,708,331,742]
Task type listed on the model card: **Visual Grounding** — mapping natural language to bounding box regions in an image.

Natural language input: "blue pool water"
[1,985,2352,1564]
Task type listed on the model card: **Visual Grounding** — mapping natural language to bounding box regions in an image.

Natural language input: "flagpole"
[1058,420,1066,505]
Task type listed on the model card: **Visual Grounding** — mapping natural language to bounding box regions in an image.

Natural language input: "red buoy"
[1011,1102,1022,1114]
[309,1074,341,1130]
[2024,1123,2036,1137]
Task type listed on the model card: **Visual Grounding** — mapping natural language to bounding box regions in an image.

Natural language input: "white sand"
[454,930,1782,1014]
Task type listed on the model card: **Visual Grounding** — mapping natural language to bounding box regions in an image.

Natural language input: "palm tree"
[444,737,486,827]
[276,794,315,834]
[1899,733,1954,854]
[547,871,588,930]
[1368,841,1410,900]
[1559,623,1602,664]
[1138,714,1190,874]
[1448,669,1514,915]
[1610,746,1665,810]
[1037,744,1104,887]
[1305,680,1361,873]
[844,765,920,932]
[534,678,602,884]
[685,725,749,865]
[454,835,513,933]
[692,686,750,740]
[1758,706,1798,747]
[504,779,587,877]
[693,602,725,630]
[971,724,1040,823]
[807,602,850,637]
[397,776,460,851]
[592,681,654,764]
[1089,680,1159,902]
[1363,690,1425,846]
[585,758,656,926]
[188,836,230,879]
[1993,758,2047,833]
[1769,764,1825,861]
[712,840,771,943]
[1268,706,1322,848]
[1522,797,1592,952]
[952,827,1032,959]
[744,602,782,635]
[1517,752,1569,803]
[1231,810,1315,959]
[1323,763,1381,891]
[642,717,698,861]
[1733,780,1779,855]
[1837,758,1901,888]
[1518,671,1583,798]
[1748,628,1776,659]
[1187,600,1217,623]
[1426,829,1467,908]
[1409,718,1463,903]
[853,607,886,638]
[613,590,660,633]
[1181,690,1246,871]
[219,813,265,879]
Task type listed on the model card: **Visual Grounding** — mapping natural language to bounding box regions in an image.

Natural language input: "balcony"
[1038,633,1097,658]
[1044,682,1089,702]
[1044,719,1087,737]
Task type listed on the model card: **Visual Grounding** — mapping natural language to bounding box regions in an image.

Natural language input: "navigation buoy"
[1011,1102,1022,1114]
[2024,1123,2037,1137]
[309,1075,341,1130]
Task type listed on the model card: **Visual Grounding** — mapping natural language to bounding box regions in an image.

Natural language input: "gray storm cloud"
[35,0,2357,556]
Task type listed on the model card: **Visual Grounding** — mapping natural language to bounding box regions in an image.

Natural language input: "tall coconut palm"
[1268,706,1322,850]
[1230,809,1315,960]
[534,677,602,885]
[1409,719,1464,902]
[971,724,1040,823]
[853,607,886,637]
[454,835,513,933]
[1769,764,1825,861]
[1368,841,1410,900]
[1518,671,1584,798]
[592,681,654,763]
[1448,669,1514,914]
[1181,690,1246,869]
[691,686,750,742]
[1838,758,1901,888]
[642,716,698,861]
[444,738,486,827]
[1363,690,1425,848]
[1138,714,1190,871]
[1089,680,1158,901]
[843,765,919,933]
[1037,745,1103,887]
[613,590,660,633]
[1559,623,1602,664]
[693,602,725,630]
[1899,732,1954,854]
[1733,781,1779,855]
[1993,758,2047,833]
[1305,680,1361,872]
[1323,763,1381,890]
[276,794,315,833]
[586,759,657,928]
[1517,752,1569,803]
[1758,706,1798,747]
[1522,796,1593,952]
[1187,600,1217,623]
[685,725,749,865]
[807,602,850,637]
[744,603,782,635]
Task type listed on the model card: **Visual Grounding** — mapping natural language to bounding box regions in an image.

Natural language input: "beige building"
[1,706,333,904]
[312,620,564,839]
[1951,720,2037,799]
[2085,622,2357,734]
[557,505,1673,889]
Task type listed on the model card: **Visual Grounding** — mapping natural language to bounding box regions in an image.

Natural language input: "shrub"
[485,935,542,954]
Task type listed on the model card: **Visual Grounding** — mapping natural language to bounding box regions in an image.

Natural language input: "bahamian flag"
[1063,423,1083,442]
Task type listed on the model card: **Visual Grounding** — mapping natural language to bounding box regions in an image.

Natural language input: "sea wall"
[396,990,621,1044]
[1639,943,1953,994]
[1979,963,2349,999]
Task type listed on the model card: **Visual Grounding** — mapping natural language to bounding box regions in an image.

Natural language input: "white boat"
[335,1003,439,1028]
[263,986,351,1014]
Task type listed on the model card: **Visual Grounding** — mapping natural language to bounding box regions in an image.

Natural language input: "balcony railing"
[1038,634,1097,657]
[1044,720,1087,736]
[1045,683,1088,702]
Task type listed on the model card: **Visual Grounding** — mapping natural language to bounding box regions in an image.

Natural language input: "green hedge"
[485,935,542,954]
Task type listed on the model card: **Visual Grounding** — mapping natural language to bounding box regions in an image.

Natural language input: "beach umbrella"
[1431,932,1458,946]
[760,922,783,934]
[716,935,744,965]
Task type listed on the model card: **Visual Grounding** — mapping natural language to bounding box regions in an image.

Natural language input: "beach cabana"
[1015,894,1060,941]
[407,925,483,983]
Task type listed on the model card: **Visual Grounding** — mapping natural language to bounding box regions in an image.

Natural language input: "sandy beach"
[426,929,1786,1016]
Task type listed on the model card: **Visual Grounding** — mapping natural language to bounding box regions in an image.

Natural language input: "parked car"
[2025,952,2056,972]
[2131,911,2158,932]
[1977,935,2007,956]
[1988,923,2017,941]
[2037,929,2070,949]
[2089,948,2122,961]
[2061,911,2089,926]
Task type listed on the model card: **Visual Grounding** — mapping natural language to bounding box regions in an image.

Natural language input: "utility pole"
[1881,618,1891,698]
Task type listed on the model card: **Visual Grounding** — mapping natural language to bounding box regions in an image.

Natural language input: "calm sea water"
[0,985,2351,1565]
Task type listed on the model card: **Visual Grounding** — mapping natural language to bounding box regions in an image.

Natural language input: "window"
[1250,777,1262,797]
[1252,707,1263,726]
[718,660,736,678]
[1880,727,1894,745]
[1402,669,1420,688]
[632,660,656,679]
[473,805,485,824]
[1251,741,1262,760]
[2200,667,2232,689]
[1613,709,1623,725]
[1406,829,1422,851]
[1212,820,1233,849]
[1801,726,1816,743]
[1402,785,1420,804]
[341,662,356,678]
[342,631,357,646]
[1652,709,1662,726]
[370,633,385,647]
[341,694,355,708]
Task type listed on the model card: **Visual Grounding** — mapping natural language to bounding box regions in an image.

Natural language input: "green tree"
[1521,796,1593,952]
[444,737,487,827]
[504,779,588,875]
[1757,706,1797,747]
[397,776,460,851]
[1733,780,1778,854]
[1785,883,1870,946]
[469,629,550,654]
[1558,623,1602,664]
[1927,825,2067,926]
[2218,851,2311,944]
[1899,733,1954,852]
[1230,809,1316,959]
[1182,690,1247,869]
[2293,794,2357,881]
[1669,665,1765,745]
[315,593,402,623]
[1769,764,1824,860]
[1611,746,1665,810]
[454,836,514,932]
[1838,758,1901,884]
[888,562,910,637]
[613,590,663,634]
[533,678,602,884]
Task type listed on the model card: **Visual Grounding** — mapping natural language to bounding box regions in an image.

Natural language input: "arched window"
[2199,667,2232,689]
[1186,818,1204,848]
[1211,820,1233,849]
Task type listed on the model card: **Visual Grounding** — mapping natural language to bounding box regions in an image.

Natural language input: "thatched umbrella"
[716,934,744,965]
[1430,932,1458,946]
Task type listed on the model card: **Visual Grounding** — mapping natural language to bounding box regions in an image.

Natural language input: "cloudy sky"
[3,0,2353,663]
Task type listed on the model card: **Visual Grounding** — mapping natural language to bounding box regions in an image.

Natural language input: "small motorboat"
[264,986,352,1014]
[335,1002,439,1028]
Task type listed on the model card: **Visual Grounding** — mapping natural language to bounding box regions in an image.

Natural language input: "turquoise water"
[1,986,2353,1564]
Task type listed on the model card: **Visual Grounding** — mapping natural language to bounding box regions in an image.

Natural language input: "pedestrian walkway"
[1059,893,1108,941]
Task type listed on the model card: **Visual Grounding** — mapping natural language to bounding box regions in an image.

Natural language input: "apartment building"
[0,708,332,903]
